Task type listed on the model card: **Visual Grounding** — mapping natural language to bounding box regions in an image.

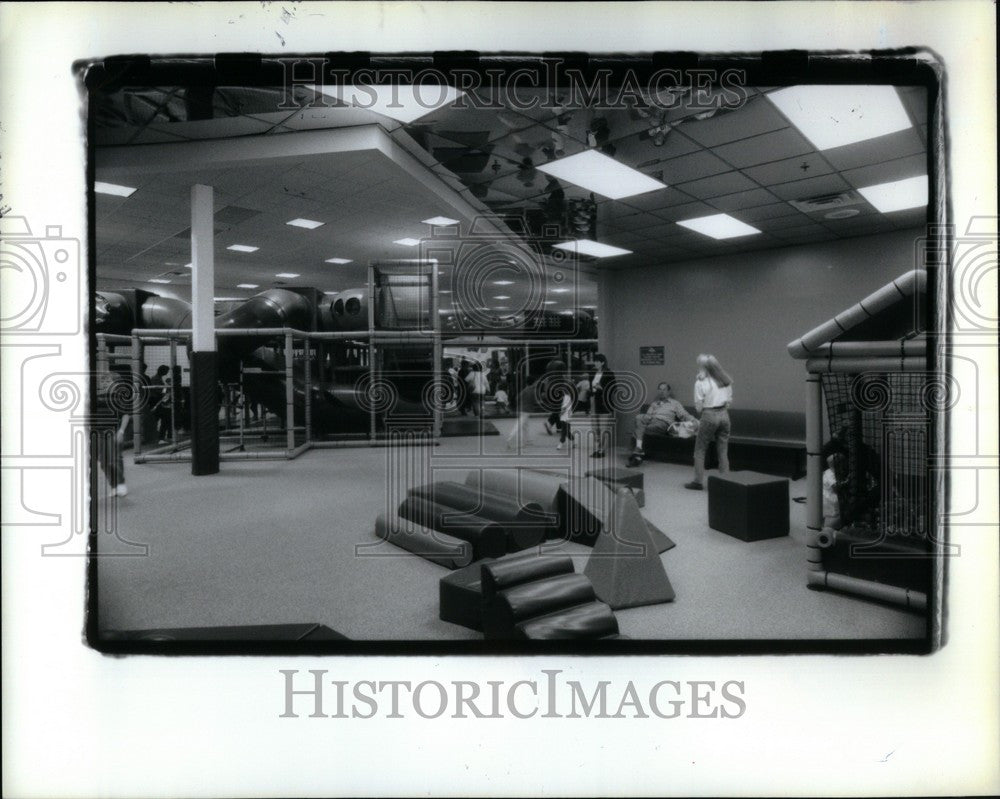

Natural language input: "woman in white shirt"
[685,354,733,491]
[464,361,489,417]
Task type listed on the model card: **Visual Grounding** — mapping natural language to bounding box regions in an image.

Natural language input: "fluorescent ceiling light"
[551,288,571,294]
[323,291,339,295]
[325,258,352,265]
[275,272,300,279]
[148,278,171,284]
[286,218,325,229]
[493,280,514,286]
[766,85,912,150]
[439,289,452,294]
[543,301,557,305]
[394,238,421,246]
[227,244,259,253]
[537,149,667,200]
[237,283,259,289]
[314,84,464,123]
[493,295,510,300]
[676,213,762,240]
[552,239,633,258]
[94,181,137,197]
[858,175,928,213]
[422,216,460,226]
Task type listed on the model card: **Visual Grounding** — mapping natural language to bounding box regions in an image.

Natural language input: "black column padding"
[189,350,219,475]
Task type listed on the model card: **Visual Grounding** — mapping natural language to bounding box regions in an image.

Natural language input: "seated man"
[626,382,697,467]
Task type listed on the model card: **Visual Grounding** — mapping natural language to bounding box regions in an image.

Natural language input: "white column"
[191,184,215,352]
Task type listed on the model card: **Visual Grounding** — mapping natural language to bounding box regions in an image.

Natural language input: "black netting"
[821,372,932,536]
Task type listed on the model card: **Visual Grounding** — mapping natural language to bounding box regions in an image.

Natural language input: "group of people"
[447,358,513,417]
[505,353,617,458]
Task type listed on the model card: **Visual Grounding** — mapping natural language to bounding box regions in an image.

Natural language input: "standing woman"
[588,353,616,459]
[685,354,733,490]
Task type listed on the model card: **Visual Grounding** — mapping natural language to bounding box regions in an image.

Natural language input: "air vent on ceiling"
[789,191,864,214]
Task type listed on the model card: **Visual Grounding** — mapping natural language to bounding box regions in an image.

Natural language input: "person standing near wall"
[94,367,132,498]
[587,353,617,458]
[685,354,733,490]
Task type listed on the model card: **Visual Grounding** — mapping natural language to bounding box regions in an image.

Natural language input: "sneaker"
[626,454,643,468]
[683,481,703,491]
[590,449,605,459]
[114,484,129,497]
[556,442,564,450]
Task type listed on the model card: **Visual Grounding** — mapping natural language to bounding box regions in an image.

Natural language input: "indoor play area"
[86,58,940,648]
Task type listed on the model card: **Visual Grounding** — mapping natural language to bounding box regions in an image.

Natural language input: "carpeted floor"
[97,418,927,641]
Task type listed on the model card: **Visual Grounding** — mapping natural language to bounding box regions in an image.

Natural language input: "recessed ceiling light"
[858,175,928,213]
[148,278,171,284]
[314,84,464,123]
[227,244,259,253]
[237,283,259,289]
[766,85,912,150]
[323,291,339,295]
[543,300,557,305]
[494,306,510,311]
[676,213,762,240]
[275,272,300,279]
[551,288,571,294]
[325,258,352,265]
[493,295,511,300]
[422,216,460,226]
[552,239,633,258]
[286,218,325,229]
[538,149,668,200]
[493,280,514,286]
[439,289,452,294]
[394,238,421,246]
[94,181,137,197]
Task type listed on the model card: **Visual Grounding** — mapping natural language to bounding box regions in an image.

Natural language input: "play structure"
[788,269,934,612]
[94,260,598,463]
[371,466,676,639]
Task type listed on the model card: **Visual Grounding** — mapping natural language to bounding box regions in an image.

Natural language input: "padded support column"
[189,183,219,475]
[805,374,823,531]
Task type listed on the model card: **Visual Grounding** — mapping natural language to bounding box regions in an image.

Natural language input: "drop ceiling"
[92,78,929,308]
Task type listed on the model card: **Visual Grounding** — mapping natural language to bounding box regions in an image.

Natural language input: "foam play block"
[398,496,507,559]
[645,519,676,554]
[708,471,790,542]
[374,512,473,570]
[409,481,547,552]
[586,466,646,507]
[480,553,577,638]
[515,602,620,640]
[439,558,495,631]
[584,487,675,609]
[556,476,618,546]
[485,573,597,639]
[470,469,563,537]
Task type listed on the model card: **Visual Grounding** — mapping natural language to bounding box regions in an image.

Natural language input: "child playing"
[822,452,848,529]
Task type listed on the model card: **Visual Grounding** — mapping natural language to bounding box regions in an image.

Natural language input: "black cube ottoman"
[586,466,645,508]
[708,471,789,541]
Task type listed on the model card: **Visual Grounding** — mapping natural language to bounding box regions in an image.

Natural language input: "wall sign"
[639,346,665,365]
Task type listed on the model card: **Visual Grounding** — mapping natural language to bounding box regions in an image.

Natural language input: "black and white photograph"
[2,2,997,797]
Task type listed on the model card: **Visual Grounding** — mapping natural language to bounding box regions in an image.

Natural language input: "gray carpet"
[97,418,926,641]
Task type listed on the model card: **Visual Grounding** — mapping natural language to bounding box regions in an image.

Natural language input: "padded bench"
[637,406,807,480]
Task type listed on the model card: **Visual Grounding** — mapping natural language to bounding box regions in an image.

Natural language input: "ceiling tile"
[708,187,781,213]
[673,170,759,200]
[713,126,814,169]
[659,150,732,184]
[618,186,697,213]
[679,96,789,147]
[822,126,926,171]
[840,153,929,190]
[743,152,834,185]
[768,172,851,202]
[651,200,719,222]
